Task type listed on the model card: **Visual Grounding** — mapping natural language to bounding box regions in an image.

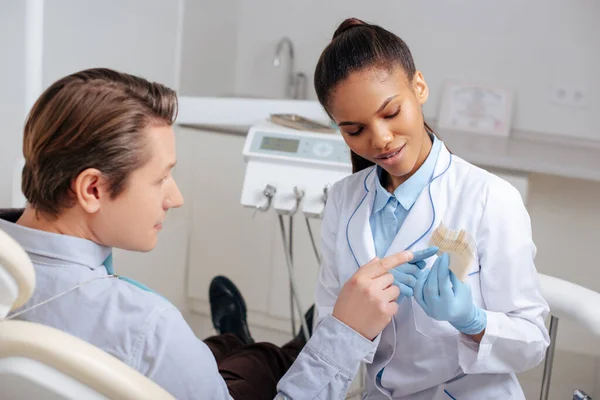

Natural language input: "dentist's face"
[91,124,184,252]
[328,67,432,187]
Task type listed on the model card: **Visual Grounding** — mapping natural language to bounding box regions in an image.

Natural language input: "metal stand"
[540,315,559,400]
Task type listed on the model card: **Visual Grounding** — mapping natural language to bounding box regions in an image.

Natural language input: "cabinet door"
[179,128,277,316]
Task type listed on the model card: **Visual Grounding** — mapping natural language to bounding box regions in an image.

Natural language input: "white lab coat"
[315,143,550,399]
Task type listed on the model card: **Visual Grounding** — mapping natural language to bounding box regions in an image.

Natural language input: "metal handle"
[253,184,277,218]
[286,186,305,215]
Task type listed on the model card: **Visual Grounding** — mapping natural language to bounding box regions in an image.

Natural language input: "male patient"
[1,68,388,399]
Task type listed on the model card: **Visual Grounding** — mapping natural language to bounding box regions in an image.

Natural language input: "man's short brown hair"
[21,68,178,217]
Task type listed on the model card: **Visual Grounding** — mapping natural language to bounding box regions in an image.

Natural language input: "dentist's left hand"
[414,252,487,336]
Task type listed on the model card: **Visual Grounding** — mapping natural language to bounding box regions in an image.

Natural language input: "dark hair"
[314,18,434,173]
[22,68,178,217]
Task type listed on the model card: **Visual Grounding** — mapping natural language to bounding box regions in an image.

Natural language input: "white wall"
[0,1,26,207]
[234,0,599,140]
[178,0,239,96]
[530,175,600,294]
[42,0,182,88]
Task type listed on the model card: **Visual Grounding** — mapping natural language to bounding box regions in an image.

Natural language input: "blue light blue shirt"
[0,216,230,400]
[1,213,377,400]
[370,135,441,258]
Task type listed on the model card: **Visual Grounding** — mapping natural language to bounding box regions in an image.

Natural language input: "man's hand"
[333,250,414,340]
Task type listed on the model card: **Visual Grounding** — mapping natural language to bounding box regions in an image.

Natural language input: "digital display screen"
[260,136,300,153]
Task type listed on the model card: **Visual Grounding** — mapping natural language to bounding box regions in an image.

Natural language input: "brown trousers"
[204,333,303,400]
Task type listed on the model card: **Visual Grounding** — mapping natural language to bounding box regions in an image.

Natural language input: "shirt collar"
[0,212,111,270]
[373,134,442,213]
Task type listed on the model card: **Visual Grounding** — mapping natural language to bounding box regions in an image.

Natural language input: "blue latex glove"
[414,252,487,335]
[391,246,439,300]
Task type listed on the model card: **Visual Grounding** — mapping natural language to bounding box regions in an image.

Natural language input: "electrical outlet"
[551,85,588,108]
[551,86,569,105]
[572,87,588,107]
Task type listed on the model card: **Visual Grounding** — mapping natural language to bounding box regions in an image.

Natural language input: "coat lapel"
[385,144,453,254]
[346,168,377,268]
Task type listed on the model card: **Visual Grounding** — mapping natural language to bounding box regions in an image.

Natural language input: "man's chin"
[121,238,158,253]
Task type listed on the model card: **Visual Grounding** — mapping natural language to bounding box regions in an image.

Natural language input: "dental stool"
[0,228,175,400]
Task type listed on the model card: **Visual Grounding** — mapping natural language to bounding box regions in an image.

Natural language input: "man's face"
[91,124,183,252]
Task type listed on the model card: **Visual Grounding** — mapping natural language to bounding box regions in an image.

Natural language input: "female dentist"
[310,18,550,399]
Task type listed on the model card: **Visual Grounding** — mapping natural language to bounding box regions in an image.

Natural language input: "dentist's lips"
[374,144,406,166]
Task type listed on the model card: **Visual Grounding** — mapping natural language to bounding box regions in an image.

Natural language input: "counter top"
[437,126,600,182]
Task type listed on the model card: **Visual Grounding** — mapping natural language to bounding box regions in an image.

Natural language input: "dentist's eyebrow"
[337,95,399,126]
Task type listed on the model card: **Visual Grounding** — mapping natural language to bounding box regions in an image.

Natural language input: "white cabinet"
[177,126,321,337]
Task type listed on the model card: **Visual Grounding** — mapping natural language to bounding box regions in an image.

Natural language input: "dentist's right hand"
[391,246,439,301]
[332,250,415,341]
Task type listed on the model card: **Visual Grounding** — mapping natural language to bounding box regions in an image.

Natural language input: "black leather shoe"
[294,305,315,343]
[209,276,254,345]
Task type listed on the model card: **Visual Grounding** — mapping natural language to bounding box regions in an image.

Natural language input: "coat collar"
[346,142,452,267]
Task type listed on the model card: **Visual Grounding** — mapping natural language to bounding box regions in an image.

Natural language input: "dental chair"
[538,274,600,400]
[0,228,175,400]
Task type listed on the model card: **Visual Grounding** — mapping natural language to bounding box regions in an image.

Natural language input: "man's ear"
[72,168,108,214]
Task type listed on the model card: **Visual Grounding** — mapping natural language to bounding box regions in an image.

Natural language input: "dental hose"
[278,214,311,342]
[289,215,296,336]
[304,217,322,266]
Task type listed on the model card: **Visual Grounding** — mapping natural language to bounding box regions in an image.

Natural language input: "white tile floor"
[186,312,598,399]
